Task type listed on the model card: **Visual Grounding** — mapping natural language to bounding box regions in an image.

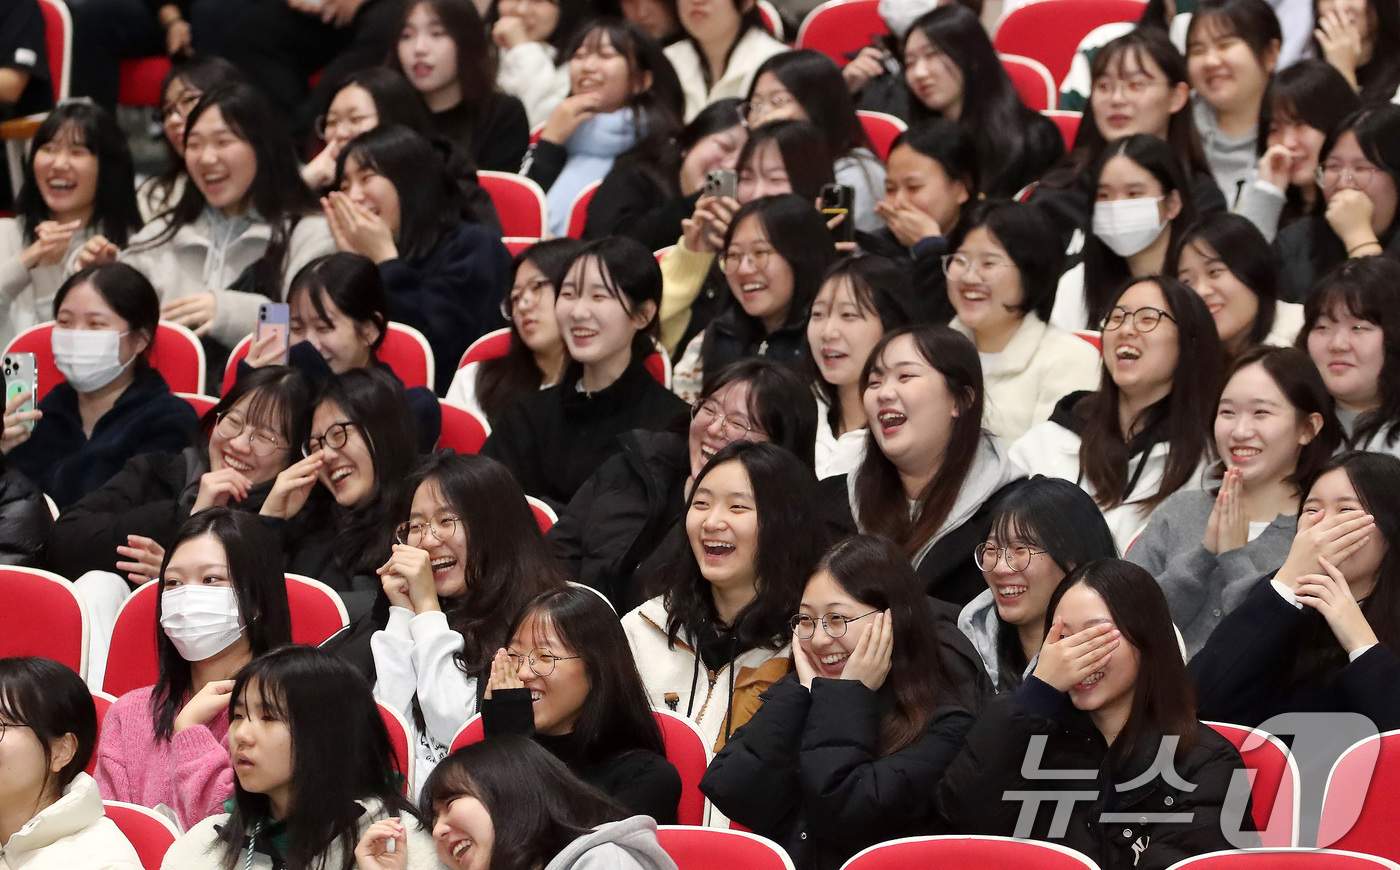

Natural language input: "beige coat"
[665,28,789,122]
[0,773,141,870]
[0,219,97,349]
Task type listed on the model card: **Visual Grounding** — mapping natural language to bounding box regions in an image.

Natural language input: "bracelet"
[1348,240,1384,256]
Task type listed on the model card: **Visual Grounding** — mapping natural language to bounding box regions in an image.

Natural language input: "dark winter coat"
[0,460,52,568]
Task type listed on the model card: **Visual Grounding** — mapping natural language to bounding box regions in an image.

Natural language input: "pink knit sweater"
[94,685,235,831]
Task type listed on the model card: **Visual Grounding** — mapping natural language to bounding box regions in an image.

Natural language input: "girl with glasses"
[1273,105,1400,302]
[1130,346,1341,656]
[446,239,584,426]
[662,0,786,122]
[703,535,979,870]
[371,451,566,794]
[0,657,142,868]
[140,57,248,222]
[94,508,292,831]
[671,194,836,404]
[480,586,681,823]
[945,201,1101,444]
[551,358,817,613]
[959,477,1118,693]
[1011,277,1222,550]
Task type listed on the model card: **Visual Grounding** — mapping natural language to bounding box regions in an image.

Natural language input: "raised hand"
[842,47,887,94]
[1296,556,1379,655]
[354,817,408,870]
[541,93,603,146]
[323,192,398,263]
[492,15,529,49]
[839,610,893,691]
[0,390,41,454]
[873,200,943,248]
[1256,143,1294,190]
[376,544,438,613]
[174,678,236,732]
[259,450,324,519]
[792,626,820,690]
[192,468,255,513]
[484,647,525,699]
[1325,188,1378,254]
[115,535,167,586]
[162,292,218,336]
[1276,509,1374,590]
[20,220,82,270]
[1315,8,1364,87]
[73,234,119,271]
[1031,617,1120,692]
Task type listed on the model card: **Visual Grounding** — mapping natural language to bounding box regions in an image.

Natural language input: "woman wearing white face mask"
[93,508,292,831]
[3,265,199,510]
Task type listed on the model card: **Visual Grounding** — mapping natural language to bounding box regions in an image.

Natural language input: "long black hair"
[1255,59,1360,231]
[388,0,499,122]
[337,124,466,261]
[734,120,835,203]
[16,100,142,247]
[751,50,871,162]
[288,253,389,358]
[146,56,249,216]
[1168,212,1281,355]
[660,441,831,652]
[704,357,820,470]
[218,646,421,870]
[196,365,315,469]
[150,508,292,741]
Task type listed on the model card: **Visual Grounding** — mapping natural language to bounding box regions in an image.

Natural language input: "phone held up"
[2,353,37,433]
[257,303,291,367]
[820,183,855,244]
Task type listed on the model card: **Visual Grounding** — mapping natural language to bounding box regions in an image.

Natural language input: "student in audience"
[110,83,336,353]
[483,237,689,509]
[95,508,292,831]
[623,0,680,43]
[742,50,888,234]
[391,0,531,174]
[1186,0,1282,209]
[1074,133,1198,330]
[373,451,567,793]
[0,657,142,869]
[703,535,978,870]
[1011,277,1223,550]
[901,5,1064,199]
[1273,105,1400,302]
[3,265,199,510]
[1299,256,1400,455]
[947,201,1101,444]
[141,57,249,222]
[552,358,817,612]
[489,0,587,128]
[672,194,837,403]
[0,457,50,569]
[662,119,835,355]
[663,0,787,122]
[959,477,1118,692]
[941,559,1252,866]
[1192,451,1400,731]
[864,119,976,326]
[481,586,682,822]
[623,441,834,758]
[584,98,747,248]
[1171,213,1305,359]
[446,239,584,426]
[261,367,419,625]
[527,20,685,240]
[1312,0,1400,104]
[807,256,914,479]
[328,126,510,395]
[410,736,674,870]
[1131,346,1341,655]
[162,646,434,870]
[1237,60,1359,242]
[836,325,1026,606]
[0,101,143,349]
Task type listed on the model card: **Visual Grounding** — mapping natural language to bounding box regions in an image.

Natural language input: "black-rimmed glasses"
[789,611,879,639]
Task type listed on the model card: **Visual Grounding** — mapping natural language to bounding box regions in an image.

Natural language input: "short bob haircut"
[503,586,666,765]
[703,357,821,472]
[337,124,465,261]
[1214,345,1341,489]
[660,440,832,654]
[0,656,98,795]
[810,535,972,751]
[53,263,161,370]
[220,646,421,870]
[1084,134,1197,328]
[734,120,836,204]
[198,365,315,467]
[1045,559,1200,770]
[16,99,142,248]
[422,736,628,870]
[750,50,870,160]
[951,200,1064,324]
[288,253,390,355]
[406,451,568,675]
[855,325,985,556]
[150,508,292,741]
[1168,212,1281,350]
[559,236,665,365]
[888,118,980,208]
[1308,105,1400,275]
[1185,0,1282,71]
[1297,256,1400,451]
[985,477,1118,689]
[476,238,585,424]
[1077,276,1222,513]
[719,193,836,334]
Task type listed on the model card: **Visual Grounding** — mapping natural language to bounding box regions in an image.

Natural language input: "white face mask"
[51,328,134,393]
[160,585,245,662]
[1093,197,1169,258]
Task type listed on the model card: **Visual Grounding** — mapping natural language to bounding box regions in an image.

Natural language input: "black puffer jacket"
[703,674,974,870]
[547,430,689,613]
[699,308,809,391]
[0,461,53,568]
[938,676,1254,870]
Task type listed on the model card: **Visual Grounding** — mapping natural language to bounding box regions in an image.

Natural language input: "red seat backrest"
[566,180,602,239]
[377,702,414,794]
[842,835,1099,870]
[88,691,116,775]
[5,322,204,401]
[1320,730,1400,860]
[479,171,548,239]
[1000,54,1057,112]
[1205,721,1298,847]
[0,567,86,676]
[856,111,906,162]
[994,0,1147,87]
[438,400,489,454]
[37,0,70,102]
[655,826,795,870]
[458,328,513,369]
[103,801,180,870]
[794,0,888,67]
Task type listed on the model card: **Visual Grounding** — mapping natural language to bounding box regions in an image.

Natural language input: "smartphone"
[3,353,37,432]
[820,183,856,244]
[704,168,737,201]
[257,303,291,367]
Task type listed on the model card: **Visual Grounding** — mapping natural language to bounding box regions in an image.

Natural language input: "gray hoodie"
[956,589,1040,693]
[543,817,677,870]
[1193,96,1259,211]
